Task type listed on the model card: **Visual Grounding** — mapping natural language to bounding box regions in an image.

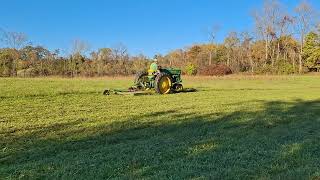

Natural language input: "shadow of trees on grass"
[1,100,320,179]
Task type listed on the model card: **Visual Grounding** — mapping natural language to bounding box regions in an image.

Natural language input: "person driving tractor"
[149,58,159,75]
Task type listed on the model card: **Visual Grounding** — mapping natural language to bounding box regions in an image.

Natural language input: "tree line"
[1,0,320,77]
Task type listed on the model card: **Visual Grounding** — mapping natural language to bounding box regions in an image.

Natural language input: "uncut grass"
[1,76,320,179]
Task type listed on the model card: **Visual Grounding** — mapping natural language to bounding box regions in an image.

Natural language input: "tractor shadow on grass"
[172,88,197,94]
[2,100,320,179]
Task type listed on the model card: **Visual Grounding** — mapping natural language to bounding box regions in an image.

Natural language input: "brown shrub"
[200,64,233,76]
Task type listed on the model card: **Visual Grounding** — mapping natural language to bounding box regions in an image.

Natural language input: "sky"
[1,0,319,57]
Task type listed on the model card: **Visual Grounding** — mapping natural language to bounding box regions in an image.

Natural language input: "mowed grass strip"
[1,76,320,179]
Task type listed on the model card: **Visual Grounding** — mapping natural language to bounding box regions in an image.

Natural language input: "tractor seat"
[148,69,156,76]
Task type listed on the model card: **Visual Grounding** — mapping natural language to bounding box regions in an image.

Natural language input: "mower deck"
[103,89,155,96]
[103,88,196,96]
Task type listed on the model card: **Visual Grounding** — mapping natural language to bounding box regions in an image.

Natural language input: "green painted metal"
[135,68,182,89]
[103,67,184,95]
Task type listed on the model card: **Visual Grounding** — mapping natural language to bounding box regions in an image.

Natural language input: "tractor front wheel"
[134,71,148,89]
[155,73,173,94]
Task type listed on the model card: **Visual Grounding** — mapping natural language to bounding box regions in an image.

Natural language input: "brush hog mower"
[104,68,194,96]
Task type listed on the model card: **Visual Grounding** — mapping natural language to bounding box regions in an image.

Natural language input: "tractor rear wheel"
[155,73,173,94]
[134,71,148,89]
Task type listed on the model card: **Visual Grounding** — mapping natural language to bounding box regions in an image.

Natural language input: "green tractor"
[134,68,183,94]
[103,67,189,96]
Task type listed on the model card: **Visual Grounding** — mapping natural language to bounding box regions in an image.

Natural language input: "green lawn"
[1,76,320,179]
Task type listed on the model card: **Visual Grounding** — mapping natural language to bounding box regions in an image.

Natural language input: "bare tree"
[253,0,283,66]
[111,43,128,61]
[0,28,29,49]
[240,32,254,72]
[71,39,90,55]
[276,15,294,61]
[111,43,129,74]
[207,24,220,66]
[70,39,90,76]
[224,31,240,68]
[295,0,315,73]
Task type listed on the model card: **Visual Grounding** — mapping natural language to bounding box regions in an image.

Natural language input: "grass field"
[1,76,320,179]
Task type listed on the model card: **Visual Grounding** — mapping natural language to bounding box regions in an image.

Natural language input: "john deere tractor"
[134,68,183,94]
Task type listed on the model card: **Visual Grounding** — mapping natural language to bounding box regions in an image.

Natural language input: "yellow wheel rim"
[159,76,171,94]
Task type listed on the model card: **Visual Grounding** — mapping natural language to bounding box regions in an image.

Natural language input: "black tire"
[173,84,183,92]
[154,73,173,94]
[134,71,148,88]
[103,90,110,95]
